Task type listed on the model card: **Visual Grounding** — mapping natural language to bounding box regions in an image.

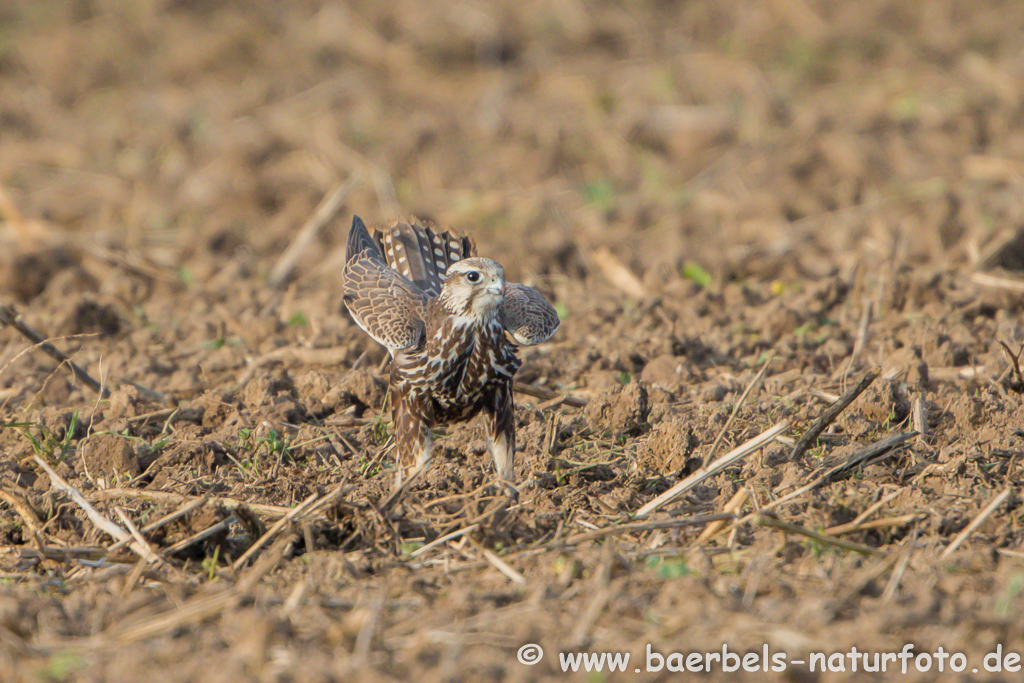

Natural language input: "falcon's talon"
[342,215,559,499]
[501,480,521,504]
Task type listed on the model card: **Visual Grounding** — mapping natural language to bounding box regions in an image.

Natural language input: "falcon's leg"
[483,382,516,485]
[393,398,433,487]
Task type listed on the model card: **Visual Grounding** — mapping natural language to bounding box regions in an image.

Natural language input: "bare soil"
[2,1,1024,681]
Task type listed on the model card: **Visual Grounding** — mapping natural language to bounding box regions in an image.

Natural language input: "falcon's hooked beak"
[486,277,504,298]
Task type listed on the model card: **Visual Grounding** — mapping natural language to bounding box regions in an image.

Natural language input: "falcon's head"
[438,257,505,319]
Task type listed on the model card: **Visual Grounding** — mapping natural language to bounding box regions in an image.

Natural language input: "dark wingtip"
[347,214,377,261]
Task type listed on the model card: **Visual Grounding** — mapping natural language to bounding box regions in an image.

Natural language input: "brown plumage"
[342,215,559,490]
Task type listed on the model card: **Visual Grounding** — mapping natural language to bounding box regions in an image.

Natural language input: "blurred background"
[0,0,1022,396]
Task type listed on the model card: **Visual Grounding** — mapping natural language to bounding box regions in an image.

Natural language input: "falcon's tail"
[374,218,475,297]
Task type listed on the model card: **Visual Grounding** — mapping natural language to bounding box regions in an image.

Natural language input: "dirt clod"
[327,368,388,413]
[80,434,139,483]
[582,379,650,436]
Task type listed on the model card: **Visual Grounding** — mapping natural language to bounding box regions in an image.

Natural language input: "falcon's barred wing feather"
[343,218,429,352]
[375,218,475,297]
[501,284,560,345]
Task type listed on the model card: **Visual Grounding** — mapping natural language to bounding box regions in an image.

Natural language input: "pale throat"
[441,288,503,321]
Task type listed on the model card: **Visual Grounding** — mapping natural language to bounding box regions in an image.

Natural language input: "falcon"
[342,215,559,492]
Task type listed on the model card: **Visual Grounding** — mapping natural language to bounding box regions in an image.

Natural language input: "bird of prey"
[342,215,559,492]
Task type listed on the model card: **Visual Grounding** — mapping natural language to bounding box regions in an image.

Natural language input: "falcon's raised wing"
[501,283,560,345]
[343,216,429,352]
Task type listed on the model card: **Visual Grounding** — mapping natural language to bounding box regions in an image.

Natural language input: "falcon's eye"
[465,271,482,283]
